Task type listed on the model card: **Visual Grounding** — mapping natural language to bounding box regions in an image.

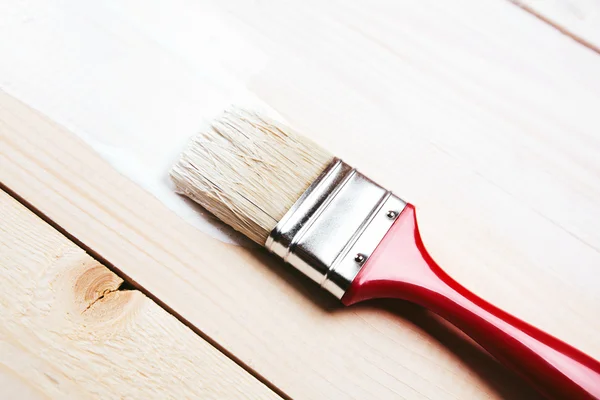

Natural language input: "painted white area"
[0,0,278,244]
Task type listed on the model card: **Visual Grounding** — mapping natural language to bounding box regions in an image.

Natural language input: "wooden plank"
[0,94,542,400]
[511,0,600,53]
[1,0,600,398]
[0,189,279,399]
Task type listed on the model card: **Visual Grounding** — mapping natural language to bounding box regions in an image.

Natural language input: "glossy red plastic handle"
[342,204,600,400]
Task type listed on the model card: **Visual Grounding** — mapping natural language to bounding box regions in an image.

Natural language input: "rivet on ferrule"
[265,158,407,299]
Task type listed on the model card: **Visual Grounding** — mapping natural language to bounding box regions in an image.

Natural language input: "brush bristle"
[170,108,334,244]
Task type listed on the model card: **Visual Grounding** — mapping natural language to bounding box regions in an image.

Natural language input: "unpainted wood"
[0,189,279,400]
[0,93,559,400]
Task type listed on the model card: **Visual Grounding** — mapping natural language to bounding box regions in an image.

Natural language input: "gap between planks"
[0,182,291,400]
[0,188,281,399]
[510,0,600,55]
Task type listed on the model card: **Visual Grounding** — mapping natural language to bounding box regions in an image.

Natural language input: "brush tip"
[170,107,334,244]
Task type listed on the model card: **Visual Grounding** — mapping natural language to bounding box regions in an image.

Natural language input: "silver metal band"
[265,159,406,299]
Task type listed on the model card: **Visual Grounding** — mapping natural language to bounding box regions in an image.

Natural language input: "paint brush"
[170,108,600,399]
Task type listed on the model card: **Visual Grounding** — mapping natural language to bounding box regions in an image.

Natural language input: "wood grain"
[0,189,278,400]
[0,93,543,400]
[1,0,600,399]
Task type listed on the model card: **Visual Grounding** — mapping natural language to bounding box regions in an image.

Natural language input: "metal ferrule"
[265,159,406,299]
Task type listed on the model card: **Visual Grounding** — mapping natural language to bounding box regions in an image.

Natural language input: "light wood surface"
[1,0,600,399]
[0,189,278,399]
[1,91,547,400]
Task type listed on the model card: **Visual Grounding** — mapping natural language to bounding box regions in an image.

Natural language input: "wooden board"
[1,0,600,399]
[0,189,279,399]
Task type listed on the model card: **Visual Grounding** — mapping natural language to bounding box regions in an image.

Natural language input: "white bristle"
[170,108,334,244]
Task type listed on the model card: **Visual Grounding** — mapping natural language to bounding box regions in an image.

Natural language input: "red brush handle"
[342,204,600,400]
